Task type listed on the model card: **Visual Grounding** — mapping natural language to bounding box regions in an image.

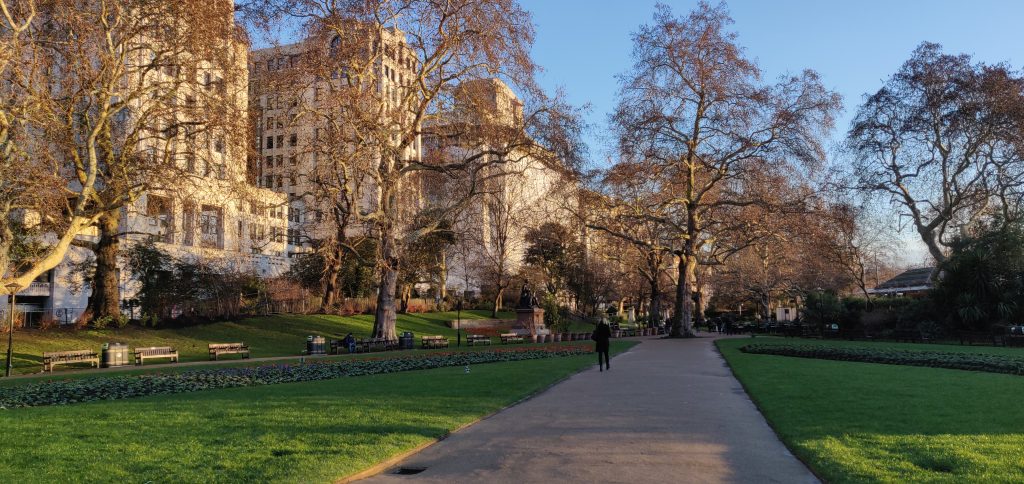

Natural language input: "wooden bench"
[43,350,99,372]
[466,334,491,346]
[421,335,450,349]
[208,343,250,360]
[353,338,397,353]
[330,339,357,354]
[134,346,179,365]
[500,333,524,344]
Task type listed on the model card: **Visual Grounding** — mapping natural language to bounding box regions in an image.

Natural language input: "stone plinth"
[515,307,546,336]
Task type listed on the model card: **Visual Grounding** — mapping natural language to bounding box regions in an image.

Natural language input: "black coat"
[592,322,611,351]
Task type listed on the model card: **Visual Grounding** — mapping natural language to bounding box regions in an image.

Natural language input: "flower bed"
[739,343,1024,376]
[0,345,592,409]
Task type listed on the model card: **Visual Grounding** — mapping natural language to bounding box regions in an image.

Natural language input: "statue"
[517,281,536,309]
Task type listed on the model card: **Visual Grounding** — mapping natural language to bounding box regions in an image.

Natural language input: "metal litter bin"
[306,335,326,355]
[102,342,130,368]
[400,332,414,350]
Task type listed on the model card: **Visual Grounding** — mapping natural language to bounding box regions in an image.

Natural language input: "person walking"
[592,318,612,371]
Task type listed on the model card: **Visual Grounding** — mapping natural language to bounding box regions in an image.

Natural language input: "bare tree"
[246,0,582,339]
[585,163,674,327]
[848,42,1024,269]
[2,1,244,298]
[613,3,840,337]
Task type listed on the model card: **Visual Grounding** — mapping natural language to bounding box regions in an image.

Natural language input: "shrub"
[0,345,592,409]
[739,343,1024,376]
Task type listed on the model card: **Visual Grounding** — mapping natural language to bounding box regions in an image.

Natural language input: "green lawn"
[5,310,514,375]
[0,341,633,483]
[718,337,1024,483]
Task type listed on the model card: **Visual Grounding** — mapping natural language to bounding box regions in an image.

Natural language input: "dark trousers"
[597,349,609,368]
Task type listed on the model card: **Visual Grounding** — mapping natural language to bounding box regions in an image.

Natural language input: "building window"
[288,155,296,166]
[275,155,283,167]
[199,205,223,249]
[276,176,283,188]
[276,135,283,147]
[289,133,297,147]
[266,117,274,130]
[182,202,196,246]
[238,220,245,252]
[264,175,273,188]
[146,195,174,244]
[265,155,273,168]
[266,136,274,149]
[186,152,197,173]
[214,137,224,154]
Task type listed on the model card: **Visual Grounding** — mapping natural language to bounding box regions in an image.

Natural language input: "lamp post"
[456,296,463,347]
[5,282,22,378]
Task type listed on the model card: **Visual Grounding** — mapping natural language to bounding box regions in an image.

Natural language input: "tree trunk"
[88,210,122,322]
[918,225,946,271]
[694,268,707,329]
[649,277,662,328]
[759,293,771,320]
[437,252,448,311]
[670,252,697,338]
[399,284,411,313]
[492,286,504,318]
[320,242,343,311]
[372,232,399,340]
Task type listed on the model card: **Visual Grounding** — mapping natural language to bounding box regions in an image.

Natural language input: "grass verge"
[717,337,1024,483]
[0,340,633,482]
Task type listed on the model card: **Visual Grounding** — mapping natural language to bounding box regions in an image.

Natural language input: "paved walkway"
[361,336,818,484]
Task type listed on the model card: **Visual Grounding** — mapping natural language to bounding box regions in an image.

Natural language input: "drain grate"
[394,467,427,475]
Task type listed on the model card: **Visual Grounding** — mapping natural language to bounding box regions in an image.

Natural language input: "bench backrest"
[500,333,519,338]
[209,343,246,350]
[468,334,487,339]
[422,335,445,340]
[43,350,96,358]
[136,346,175,355]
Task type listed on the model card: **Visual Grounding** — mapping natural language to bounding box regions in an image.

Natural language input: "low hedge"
[0,345,592,409]
[739,343,1024,376]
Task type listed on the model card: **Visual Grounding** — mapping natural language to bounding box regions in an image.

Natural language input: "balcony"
[20,281,53,297]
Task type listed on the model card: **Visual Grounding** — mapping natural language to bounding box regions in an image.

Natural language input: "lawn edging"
[713,338,826,483]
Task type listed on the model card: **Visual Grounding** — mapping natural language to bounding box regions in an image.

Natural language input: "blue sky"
[520,0,1024,163]
[520,0,1024,266]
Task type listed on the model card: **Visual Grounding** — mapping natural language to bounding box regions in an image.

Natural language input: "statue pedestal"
[515,308,547,336]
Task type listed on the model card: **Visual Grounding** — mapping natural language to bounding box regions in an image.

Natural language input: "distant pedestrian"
[592,319,612,371]
[343,333,356,353]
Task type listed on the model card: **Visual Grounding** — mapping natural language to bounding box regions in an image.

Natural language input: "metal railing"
[0,308,84,328]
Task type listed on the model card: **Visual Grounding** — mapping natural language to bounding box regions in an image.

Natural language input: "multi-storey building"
[426,78,578,296]
[3,11,289,324]
[249,27,422,254]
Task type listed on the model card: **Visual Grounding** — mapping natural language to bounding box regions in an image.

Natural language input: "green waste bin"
[102,342,130,368]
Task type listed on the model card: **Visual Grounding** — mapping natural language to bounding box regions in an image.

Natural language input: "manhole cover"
[394,467,427,475]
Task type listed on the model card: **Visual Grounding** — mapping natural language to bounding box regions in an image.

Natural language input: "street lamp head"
[4,282,21,294]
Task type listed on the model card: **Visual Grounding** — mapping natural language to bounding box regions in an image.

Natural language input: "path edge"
[713,338,826,483]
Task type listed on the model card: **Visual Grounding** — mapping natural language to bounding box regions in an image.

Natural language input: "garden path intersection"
[360,336,817,483]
